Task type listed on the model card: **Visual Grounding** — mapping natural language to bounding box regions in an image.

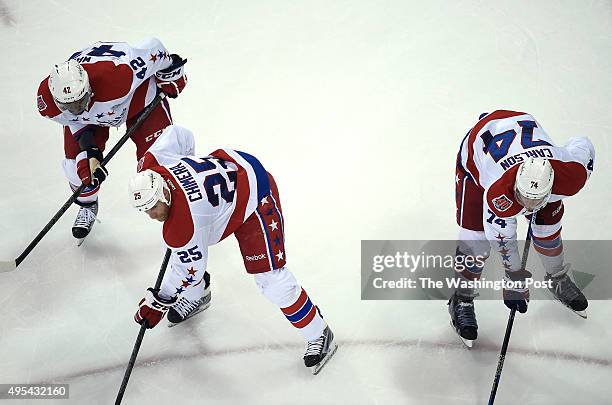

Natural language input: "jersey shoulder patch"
[486,165,523,218]
[137,152,159,173]
[36,77,61,118]
[492,194,513,212]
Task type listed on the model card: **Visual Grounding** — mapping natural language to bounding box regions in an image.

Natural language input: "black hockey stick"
[115,248,171,405]
[0,93,167,273]
[488,213,537,405]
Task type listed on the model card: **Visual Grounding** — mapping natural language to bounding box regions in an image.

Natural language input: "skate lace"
[174,297,199,317]
[456,302,477,328]
[555,275,582,301]
[305,336,325,357]
[74,207,96,228]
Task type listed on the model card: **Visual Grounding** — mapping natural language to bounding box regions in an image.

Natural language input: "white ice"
[0,1,610,404]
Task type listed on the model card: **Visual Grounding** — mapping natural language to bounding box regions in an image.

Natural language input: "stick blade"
[0,260,17,273]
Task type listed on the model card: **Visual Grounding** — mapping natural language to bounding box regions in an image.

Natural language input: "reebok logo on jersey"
[246,253,267,261]
[492,194,513,212]
[37,95,47,111]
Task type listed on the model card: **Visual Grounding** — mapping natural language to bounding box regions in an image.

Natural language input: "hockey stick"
[488,213,537,404]
[0,93,167,273]
[115,248,171,405]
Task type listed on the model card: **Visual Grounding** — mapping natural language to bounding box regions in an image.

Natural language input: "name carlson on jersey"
[499,148,553,171]
[168,162,203,202]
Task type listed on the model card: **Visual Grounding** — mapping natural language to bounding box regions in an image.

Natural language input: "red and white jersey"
[37,38,173,137]
[138,125,272,298]
[458,110,595,219]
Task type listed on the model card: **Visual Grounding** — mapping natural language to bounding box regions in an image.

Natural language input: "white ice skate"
[72,201,99,246]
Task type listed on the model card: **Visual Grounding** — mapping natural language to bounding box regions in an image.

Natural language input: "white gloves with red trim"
[134,288,177,328]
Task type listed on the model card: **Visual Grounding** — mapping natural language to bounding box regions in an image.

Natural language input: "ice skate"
[448,292,478,348]
[167,286,212,327]
[545,265,588,319]
[304,325,338,375]
[72,200,99,246]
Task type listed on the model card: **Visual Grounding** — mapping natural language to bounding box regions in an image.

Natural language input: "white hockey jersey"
[138,125,271,299]
[37,38,173,137]
[458,110,595,271]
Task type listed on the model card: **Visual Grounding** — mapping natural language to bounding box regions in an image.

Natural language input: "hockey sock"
[255,268,326,342]
[280,287,326,341]
[532,232,564,275]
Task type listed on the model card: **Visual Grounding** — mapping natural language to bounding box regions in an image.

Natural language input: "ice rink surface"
[0,0,611,404]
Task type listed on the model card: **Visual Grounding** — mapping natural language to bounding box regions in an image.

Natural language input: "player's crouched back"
[128,125,338,374]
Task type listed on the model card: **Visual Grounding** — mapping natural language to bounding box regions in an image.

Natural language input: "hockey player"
[451,110,595,345]
[128,125,337,373]
[36,38,187,244]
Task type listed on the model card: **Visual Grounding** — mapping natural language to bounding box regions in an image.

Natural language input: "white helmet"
[128,170,172,212]
[514,158,554,211]
[48,60,92,114]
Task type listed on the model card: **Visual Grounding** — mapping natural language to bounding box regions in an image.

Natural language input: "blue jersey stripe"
[236,150,270,201]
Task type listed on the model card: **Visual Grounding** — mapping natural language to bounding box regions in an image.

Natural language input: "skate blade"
[167,301,211,328]
[545,290,588,319]
[449,320,475,349]
[312,341,338,375]
[556,301,588,319]
[76,218,102,247]
[461,338,474,348]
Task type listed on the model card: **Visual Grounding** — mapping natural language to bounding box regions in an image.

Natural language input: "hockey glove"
[503,269,531,313]
[76,147,108,186]
[134,288,177,329]
[155,54,187,98]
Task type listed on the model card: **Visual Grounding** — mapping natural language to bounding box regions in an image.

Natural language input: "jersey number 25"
[182,157,238,207]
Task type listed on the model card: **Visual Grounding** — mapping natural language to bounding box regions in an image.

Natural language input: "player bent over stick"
[450,110,595,347]
[127,125,337,373]
[37,38,187,245]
